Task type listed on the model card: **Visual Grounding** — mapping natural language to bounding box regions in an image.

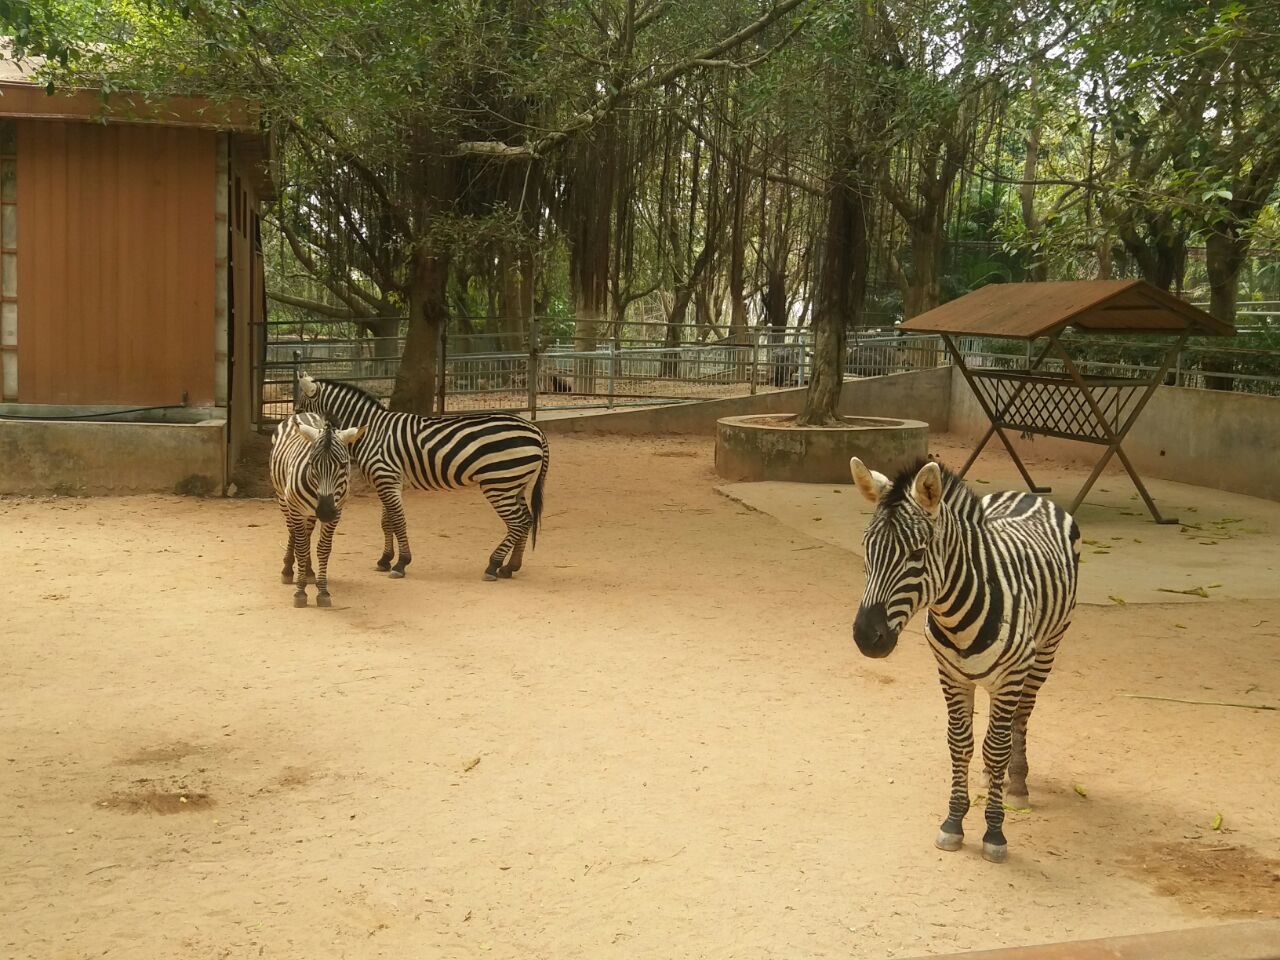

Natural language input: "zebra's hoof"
[376,560,391,572]
[497,568,514,579]
[935,830,964,852]
[389,570,406,580]
[316,594,332,608]
[483,571,498,582]
[1005,793,1031,812]
[280,573,293,584]
[293,594,308,608]
[982,842,1009,864]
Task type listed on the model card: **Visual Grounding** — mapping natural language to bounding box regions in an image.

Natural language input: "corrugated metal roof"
[897,280,1234,339]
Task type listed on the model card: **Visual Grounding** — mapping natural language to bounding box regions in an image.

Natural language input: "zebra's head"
[295,418,366,521]
[849,457,948,659]
[297,372,324,416]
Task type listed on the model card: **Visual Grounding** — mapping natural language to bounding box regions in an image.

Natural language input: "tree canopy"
[5,0,1279,418]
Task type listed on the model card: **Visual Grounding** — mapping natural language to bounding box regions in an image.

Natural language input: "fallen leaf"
[1108,595,1126,605]
[1073,784,1088,798]
[1211,812,1223,831]
[1157,586,1210,598]
[463,757,481,772]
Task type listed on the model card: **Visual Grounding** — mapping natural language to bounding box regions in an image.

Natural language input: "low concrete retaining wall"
[540,366,952,437]
[0,419,227,496]
[715,415,928,483]
[949,376,1280,503]
[896,919,1280,960]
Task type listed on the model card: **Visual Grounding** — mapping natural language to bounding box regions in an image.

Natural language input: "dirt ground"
[2,434,1278,960]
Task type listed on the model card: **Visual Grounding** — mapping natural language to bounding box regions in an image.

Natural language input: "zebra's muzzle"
[853,603,899,659]
[316,495,338,522]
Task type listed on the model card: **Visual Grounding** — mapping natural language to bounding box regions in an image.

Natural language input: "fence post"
[608,336,618,409]
[528,317,540,421]
[1175,347,1183,387]
[291,349,302,408]
[749,335,759,395]
[437,321,447,414]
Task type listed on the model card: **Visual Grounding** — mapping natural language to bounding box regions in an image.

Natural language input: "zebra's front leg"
[289,516,311,607]
[301,517,317,584]
[314,519,338,607]
[935,671,976,853]
[979,683,1025,863]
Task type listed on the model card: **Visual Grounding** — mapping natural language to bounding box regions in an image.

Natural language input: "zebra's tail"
[529,432,550,549]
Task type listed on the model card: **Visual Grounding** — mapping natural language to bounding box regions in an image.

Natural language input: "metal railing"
[255,315,1280,423]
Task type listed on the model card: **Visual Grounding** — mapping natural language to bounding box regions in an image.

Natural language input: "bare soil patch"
[1123,841,1280,918]
[97,783,216,815]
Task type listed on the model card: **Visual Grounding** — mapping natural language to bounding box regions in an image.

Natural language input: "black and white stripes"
[270,412,365,607]
[850,457,1080,863]
[295,374,549,580]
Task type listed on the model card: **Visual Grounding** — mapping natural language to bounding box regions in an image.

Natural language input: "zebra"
[848,457,1079,863]
[270,412,366,608]
[295,373,549,581]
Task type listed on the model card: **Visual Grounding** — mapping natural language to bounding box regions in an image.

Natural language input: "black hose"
[0,403,191,422]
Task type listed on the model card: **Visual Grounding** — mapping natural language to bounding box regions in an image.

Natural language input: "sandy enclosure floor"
[2,435,1279,960]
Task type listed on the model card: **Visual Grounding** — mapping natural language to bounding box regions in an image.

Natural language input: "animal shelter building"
[0,58,275,495]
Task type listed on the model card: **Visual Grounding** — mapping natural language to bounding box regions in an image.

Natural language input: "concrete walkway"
[717,435,1280,607]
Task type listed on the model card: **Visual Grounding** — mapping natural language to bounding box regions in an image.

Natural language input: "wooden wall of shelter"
[14,119,218,406]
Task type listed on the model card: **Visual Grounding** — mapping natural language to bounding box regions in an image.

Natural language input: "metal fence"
[256,314,1280,423]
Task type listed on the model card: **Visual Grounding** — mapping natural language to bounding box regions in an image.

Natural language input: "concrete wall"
[949,374,1280,502]
[0,419,227,496]
[540,366,953,437]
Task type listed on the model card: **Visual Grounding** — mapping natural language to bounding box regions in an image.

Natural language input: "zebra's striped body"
[850,457,1079,863]
[270,412,365,607]
[295,374,549,580]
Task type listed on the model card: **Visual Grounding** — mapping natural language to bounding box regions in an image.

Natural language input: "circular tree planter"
[715,415,928,484]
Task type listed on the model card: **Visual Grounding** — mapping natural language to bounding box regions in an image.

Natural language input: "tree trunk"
[1202,228,1247,390]
[902,224,942,319]
[799,137,870,426]
[391,250,449,415]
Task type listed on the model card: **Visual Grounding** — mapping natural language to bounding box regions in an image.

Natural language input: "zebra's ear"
[299,373,318,398]
[296,421,322,444]
[338,424,366,445]
[910,461,944,517]
[850,457,891,504]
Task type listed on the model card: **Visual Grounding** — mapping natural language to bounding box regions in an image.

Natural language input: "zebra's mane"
[879,458,979,516]
[316,378,387,411]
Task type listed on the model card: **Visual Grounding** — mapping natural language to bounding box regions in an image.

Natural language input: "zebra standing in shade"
[270,412,366,607]
[295,373,549,581]
[848,457,1079,863]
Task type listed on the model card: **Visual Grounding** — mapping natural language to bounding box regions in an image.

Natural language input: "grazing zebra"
[295,373,549,581]
[270,412,366,607]
[849,457,1079,863]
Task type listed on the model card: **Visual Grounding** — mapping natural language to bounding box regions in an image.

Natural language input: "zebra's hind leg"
[376,499,395,572]
[314,519,338,607]
[279,499,296,583]
[979,680,1026,863]
[482,485,531,580]
[1006,641,1062,809]
[935,669,976,853]
[373,480,412,578]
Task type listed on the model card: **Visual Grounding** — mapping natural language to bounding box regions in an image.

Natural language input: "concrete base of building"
[714,414,928,484]
[0,418,227,496]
